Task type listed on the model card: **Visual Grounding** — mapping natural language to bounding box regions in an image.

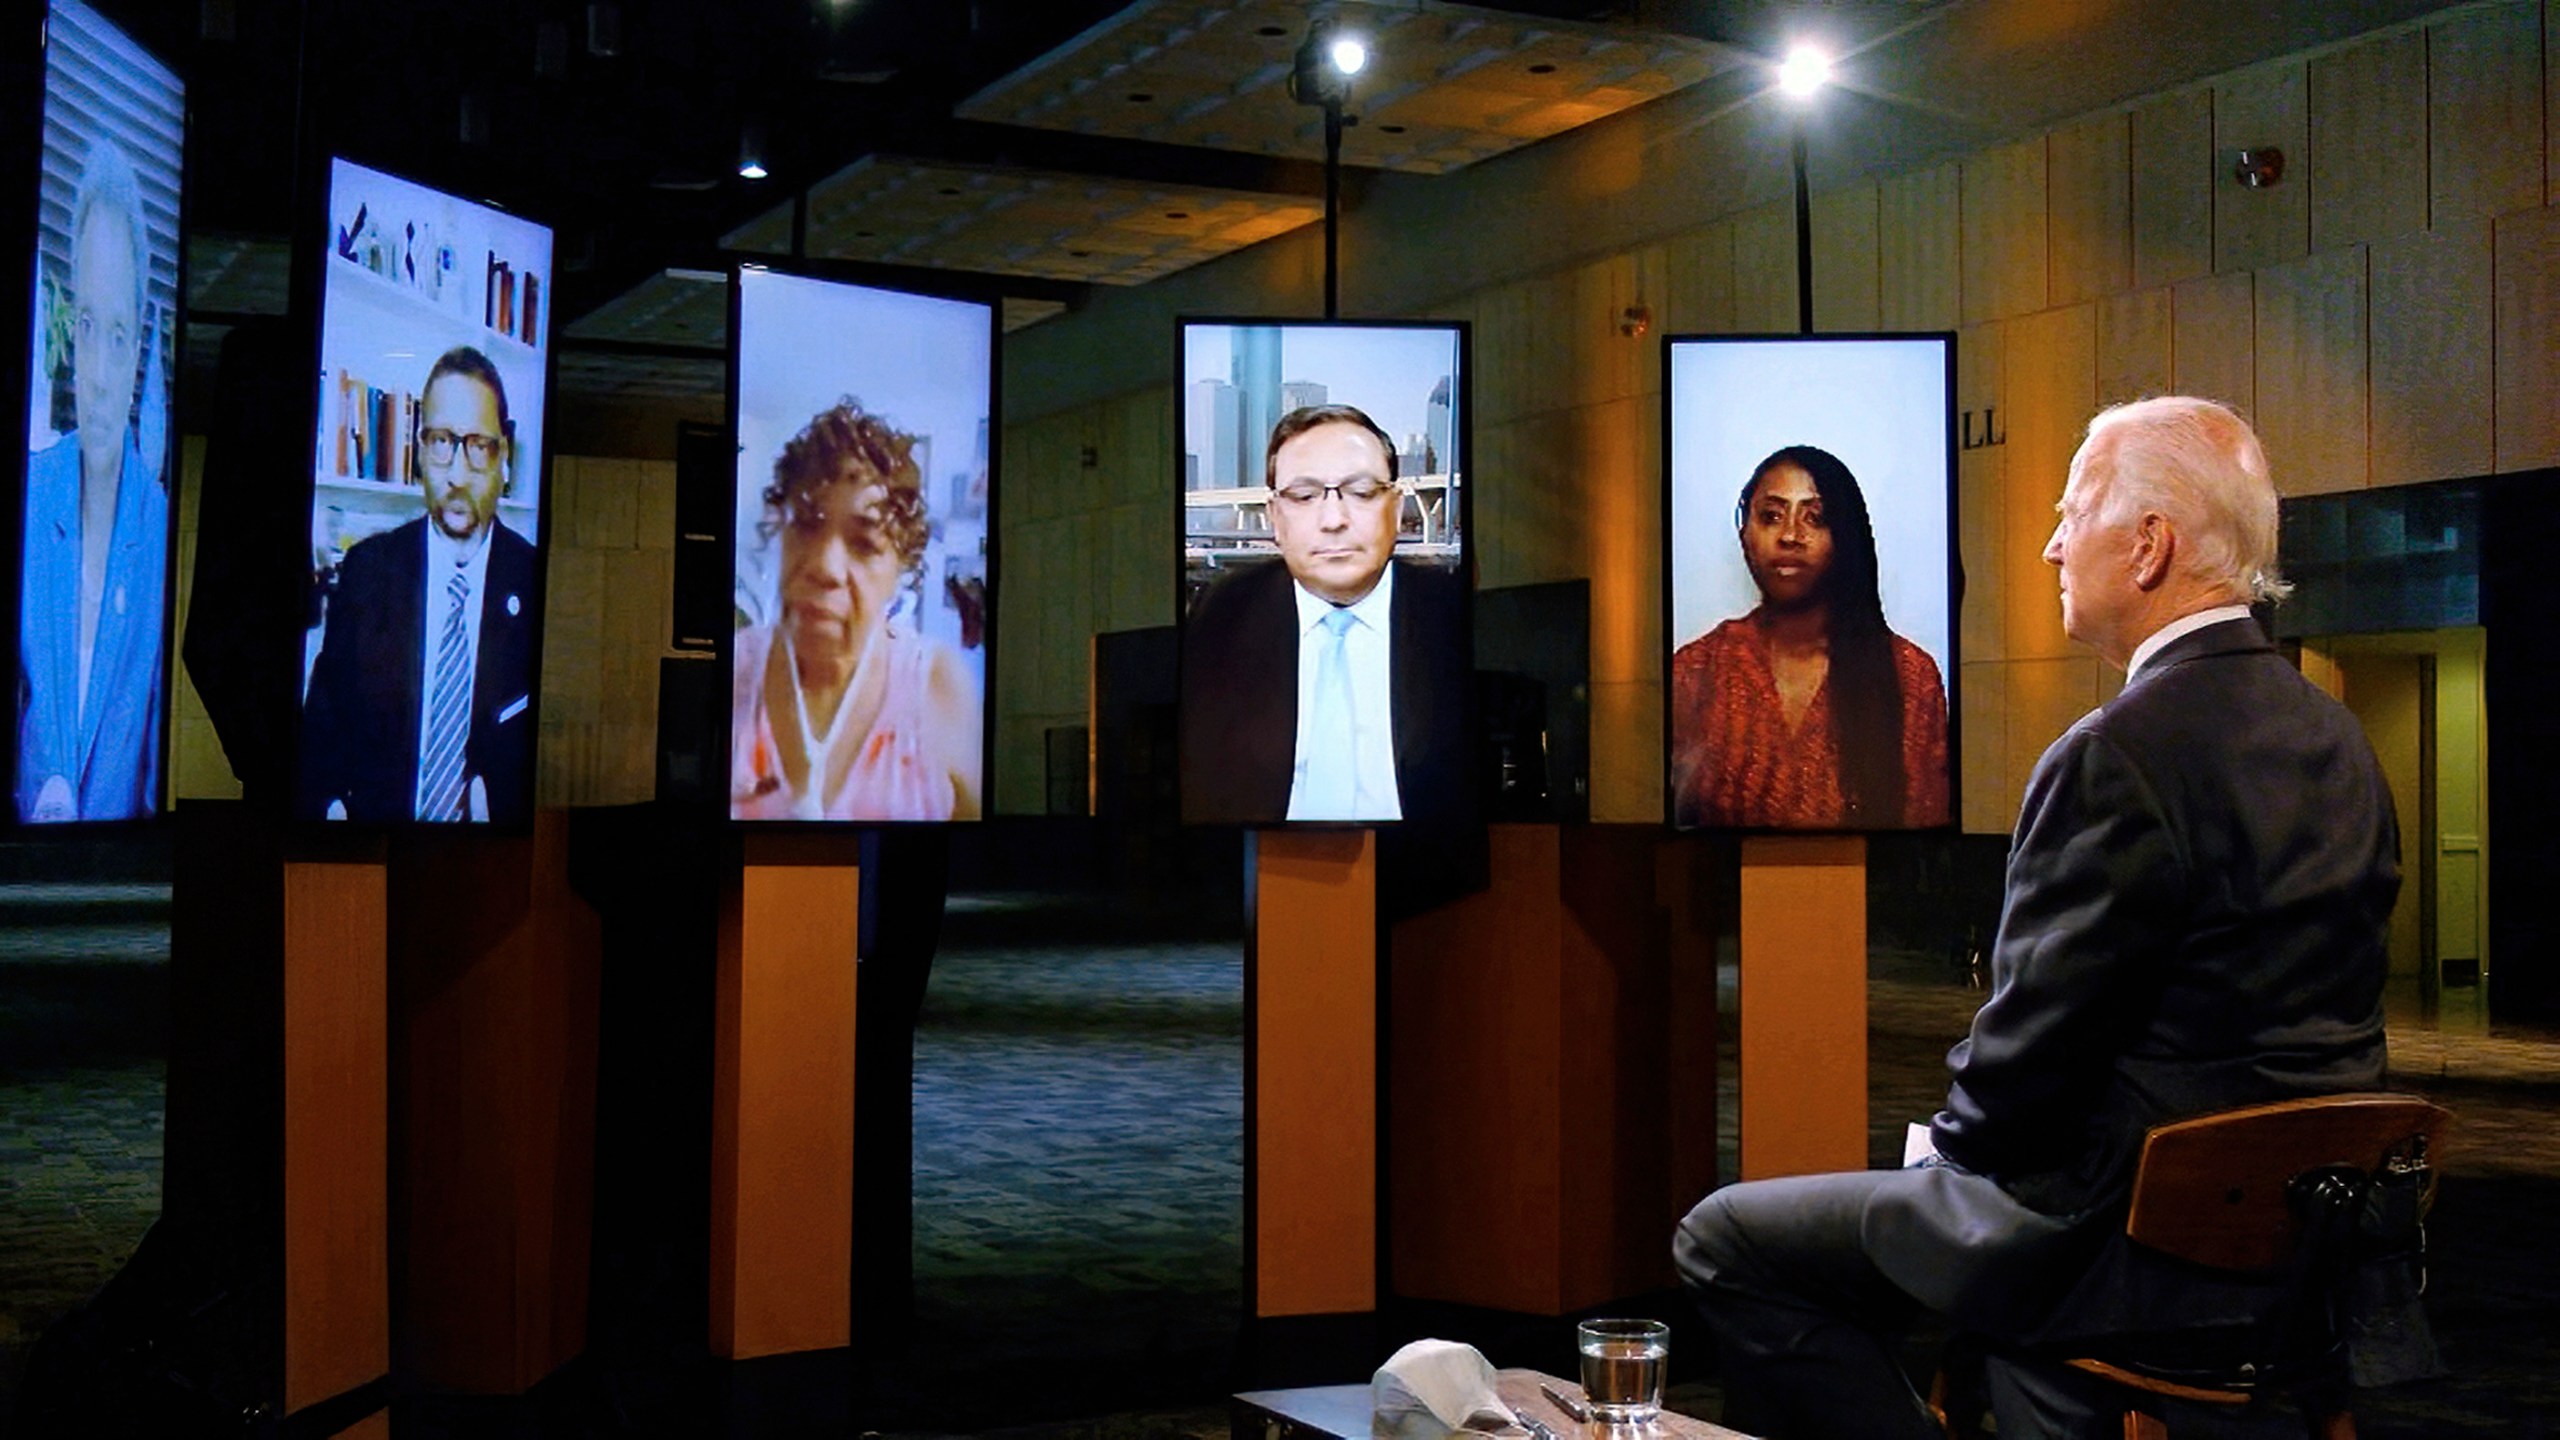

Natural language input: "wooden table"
[1234,1368,1753,1440]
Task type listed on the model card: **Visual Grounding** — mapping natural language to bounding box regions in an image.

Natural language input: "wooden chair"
[1936,1092,2451,1440]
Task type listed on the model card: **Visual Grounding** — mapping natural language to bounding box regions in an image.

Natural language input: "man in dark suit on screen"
[1672,397,2401,1438]
[299,345,538,824]
[1179,403,1468,825]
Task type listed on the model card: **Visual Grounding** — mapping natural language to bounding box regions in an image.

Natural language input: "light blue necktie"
[1304,607,1359,818]
[418,565,472,820]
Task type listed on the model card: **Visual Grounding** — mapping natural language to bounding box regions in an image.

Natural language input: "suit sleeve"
[295,573,359,819]
[1930,723,2188,1178]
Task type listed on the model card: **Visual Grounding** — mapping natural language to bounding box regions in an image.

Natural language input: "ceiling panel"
[186,234,291,316]
[956,0,1745,175]
[554,351,728,403]
[564,270,733,347]
[723,156,1322,285]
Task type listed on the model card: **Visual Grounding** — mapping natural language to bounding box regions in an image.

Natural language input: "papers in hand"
[1904,1121,1941,1167]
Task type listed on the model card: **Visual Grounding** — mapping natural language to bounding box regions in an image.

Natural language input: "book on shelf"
[331,366,417,485]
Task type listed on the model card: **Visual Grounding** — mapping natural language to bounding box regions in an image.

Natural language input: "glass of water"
[1576,1317,1668,1424]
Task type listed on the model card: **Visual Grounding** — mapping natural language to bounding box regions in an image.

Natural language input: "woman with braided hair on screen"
[1670,443,1948,829]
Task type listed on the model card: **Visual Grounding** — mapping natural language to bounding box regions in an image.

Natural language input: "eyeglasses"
[421,426,504,473]
[1272,478,1395,509]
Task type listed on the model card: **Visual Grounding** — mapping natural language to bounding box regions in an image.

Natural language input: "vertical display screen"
[728,267,993,822]
[295,157,553,825]
[1663,334,1955,831]
[12,0,183,824]
[1174,319,1470,826]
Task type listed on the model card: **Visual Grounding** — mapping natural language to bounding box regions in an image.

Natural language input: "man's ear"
[2131,512,2175,590]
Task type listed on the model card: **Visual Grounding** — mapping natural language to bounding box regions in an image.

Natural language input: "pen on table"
[1540,1382,1592,1423]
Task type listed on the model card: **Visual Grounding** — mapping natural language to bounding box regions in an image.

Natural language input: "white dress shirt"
[2125,603,2253,684]
[1286,566,1402,821]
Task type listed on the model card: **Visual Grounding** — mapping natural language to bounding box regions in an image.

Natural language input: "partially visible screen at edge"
[728,268,993,823]
[13,0,183,824]
[293,157,553,826]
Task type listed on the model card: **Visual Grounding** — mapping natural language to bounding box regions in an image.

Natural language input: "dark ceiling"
[109,1,1990,327]
[122,0,1159,323]
[89,0,2481,377]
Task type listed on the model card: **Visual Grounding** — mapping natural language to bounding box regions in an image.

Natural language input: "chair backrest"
[2121,1092,2451,1273]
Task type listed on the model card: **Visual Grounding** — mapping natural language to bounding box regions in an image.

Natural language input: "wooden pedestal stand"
[1736,835,1868,1178]
[709,836,861,1360]
[1245,828,1379,1383]
[281,857,390,1436]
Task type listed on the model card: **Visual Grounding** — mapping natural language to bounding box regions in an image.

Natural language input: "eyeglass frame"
[418,424,509,474]
[1268,476,1402,510]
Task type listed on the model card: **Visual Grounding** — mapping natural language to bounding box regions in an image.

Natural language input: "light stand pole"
[1792,119,1813,334]
[1324,97,1344,319]
[1777,42,1830,334]
[1295,19,1364,320]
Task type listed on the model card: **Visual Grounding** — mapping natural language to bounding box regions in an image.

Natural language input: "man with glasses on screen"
[1179,403,1467,825]
[299,345,538,824]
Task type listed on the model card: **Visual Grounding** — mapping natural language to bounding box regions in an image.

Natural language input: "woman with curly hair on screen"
[1670,443,1948,829]
[731,398,980,820]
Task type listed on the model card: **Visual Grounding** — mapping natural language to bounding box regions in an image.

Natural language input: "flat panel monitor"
[1662,333,1956,831]
[10,0,183,825]
[295,157,554,826]
[727,265,994,822]
[1174,317,1471,827]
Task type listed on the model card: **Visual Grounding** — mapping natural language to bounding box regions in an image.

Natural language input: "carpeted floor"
[4,850,2558,1437]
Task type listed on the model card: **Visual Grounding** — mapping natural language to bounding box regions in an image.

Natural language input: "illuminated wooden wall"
[165,4,2560,828]
[994,0,2559,830]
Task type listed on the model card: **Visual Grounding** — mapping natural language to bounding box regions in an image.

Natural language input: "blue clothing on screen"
[16,429,167,822]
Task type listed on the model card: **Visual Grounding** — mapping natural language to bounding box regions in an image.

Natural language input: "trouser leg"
[1985,1359,2309,1440]
[1980,1354,2118,1440]
[1672,1171,1945,1440]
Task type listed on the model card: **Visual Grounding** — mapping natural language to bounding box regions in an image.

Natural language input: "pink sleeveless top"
[730,624,958,821]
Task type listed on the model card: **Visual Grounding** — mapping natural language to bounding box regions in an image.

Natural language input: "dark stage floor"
[2,841,2555,1438]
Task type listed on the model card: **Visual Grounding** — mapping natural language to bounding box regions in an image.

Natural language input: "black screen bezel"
[1656,329,1962,834]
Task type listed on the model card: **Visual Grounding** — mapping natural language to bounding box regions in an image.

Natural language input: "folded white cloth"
[1371,1339,1520,1440]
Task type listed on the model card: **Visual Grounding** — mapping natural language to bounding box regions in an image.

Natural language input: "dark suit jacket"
[1868,618,2399,1336]
[1178,557,1471,825]
[297,516,541,824]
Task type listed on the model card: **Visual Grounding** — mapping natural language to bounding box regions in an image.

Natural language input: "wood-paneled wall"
[159,5,2560,829]
[997,0,2557,831]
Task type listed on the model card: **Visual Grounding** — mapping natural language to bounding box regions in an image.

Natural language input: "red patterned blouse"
[1669,613,1950,829]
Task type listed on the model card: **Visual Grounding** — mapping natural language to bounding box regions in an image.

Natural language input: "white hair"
[2076,395,2290,604]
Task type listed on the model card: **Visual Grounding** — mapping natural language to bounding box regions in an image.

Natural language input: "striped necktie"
[418,565,472,820]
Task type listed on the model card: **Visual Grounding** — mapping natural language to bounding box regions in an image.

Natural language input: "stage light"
[1778,43,1831,98]
[1330,35,1367,76]
[739,119,770,180]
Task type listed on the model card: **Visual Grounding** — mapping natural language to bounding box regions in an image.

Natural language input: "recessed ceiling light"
[1127,91,1153,103]
[1527,62,1555,75]
[1165,210,1188,219]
